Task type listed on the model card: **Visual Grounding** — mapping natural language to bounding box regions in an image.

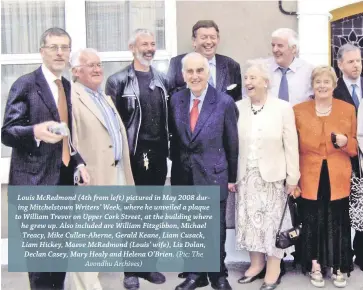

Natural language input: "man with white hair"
[170,52,238,290]
[105,28,168,289]
[267,28,314,105]
[265,28,314,276]
[67,48,135,290]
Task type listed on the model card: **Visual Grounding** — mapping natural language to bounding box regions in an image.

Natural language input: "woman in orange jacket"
[294,65,357,288]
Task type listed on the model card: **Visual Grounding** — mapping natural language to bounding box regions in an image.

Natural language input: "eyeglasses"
[42,45,71,52]
[76,63,103,69]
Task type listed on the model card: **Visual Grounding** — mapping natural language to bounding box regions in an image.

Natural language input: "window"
[0,0,176,183]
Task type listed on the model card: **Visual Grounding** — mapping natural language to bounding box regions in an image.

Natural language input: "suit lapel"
[178,89,192,140]
[191,86,217,141]
[338,78,355,107]
[215,54,227,92]
[73,82,107,129]
[35,67,60,121]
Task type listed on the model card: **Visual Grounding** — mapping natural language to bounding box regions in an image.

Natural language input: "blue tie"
[208,61,215,87]
[278,67,289,102]
[351,84,360,109]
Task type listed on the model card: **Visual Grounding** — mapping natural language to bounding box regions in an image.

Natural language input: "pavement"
[2,262,363,290]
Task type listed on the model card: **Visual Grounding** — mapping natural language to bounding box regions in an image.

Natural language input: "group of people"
[1,19,362,290]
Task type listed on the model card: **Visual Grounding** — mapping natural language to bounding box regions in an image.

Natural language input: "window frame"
[0,0,177,184]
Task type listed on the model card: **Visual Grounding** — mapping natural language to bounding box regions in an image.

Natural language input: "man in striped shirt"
[67,48,135,290]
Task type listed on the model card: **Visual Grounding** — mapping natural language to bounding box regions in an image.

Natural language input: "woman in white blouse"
[232,60,300,290]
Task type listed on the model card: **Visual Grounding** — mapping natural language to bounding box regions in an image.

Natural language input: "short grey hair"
[40,27,71,48]
[70,48,101,81]
[181,52,210,74]
[128,28,154,46]
[337,43,361,62]
[271,28,299,53]
[244,58,272,89]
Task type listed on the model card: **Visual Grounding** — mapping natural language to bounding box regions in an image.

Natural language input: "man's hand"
[33,121,64,144]
[228,183,237,193]
[78,167,90,186]
[335,134,348,148]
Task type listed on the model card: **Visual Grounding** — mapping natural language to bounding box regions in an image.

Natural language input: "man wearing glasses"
[2,27,90,290]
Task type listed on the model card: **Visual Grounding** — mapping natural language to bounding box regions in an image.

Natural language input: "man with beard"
[167,20,242,102]
[105,28,168,290]
[333,43,363,271]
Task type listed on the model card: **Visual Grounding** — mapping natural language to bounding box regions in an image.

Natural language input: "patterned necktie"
[190,99,200,132]
[208,61,215,87]
[278,67,289,102]
[351,84,360,109]
[54,79,70,166]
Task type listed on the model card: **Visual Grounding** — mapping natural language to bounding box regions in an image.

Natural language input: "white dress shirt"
[208,56,216,87]
[189,84,208,113]
[41,64,62,105]
[343,75,362,103]
[267,57,314,106]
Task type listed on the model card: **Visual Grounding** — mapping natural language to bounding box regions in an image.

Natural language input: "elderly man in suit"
[66,48,134,290]
[167,20,242,102]
[333,43,363,271]
[1,27,90,290]
[170,52,238,290]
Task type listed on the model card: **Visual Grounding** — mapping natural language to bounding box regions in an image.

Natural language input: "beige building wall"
[176,1,298,66]
[176,0,298,227]
[1,1,299,239]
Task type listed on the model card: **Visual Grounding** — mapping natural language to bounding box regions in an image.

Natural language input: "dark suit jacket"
[169,85,238,201]
[1,66,83,185]
[167,53,242,102]
[333,76,362,176]
[333,77,363,113]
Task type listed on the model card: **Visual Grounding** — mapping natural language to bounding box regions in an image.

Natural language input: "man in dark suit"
[170,52,238,290]
[167,20,242,102]
[1,27,90,290]
[333,43,363,271]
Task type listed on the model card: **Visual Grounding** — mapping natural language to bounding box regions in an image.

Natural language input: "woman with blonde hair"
[294,65,357,288]
[233,59,300,290]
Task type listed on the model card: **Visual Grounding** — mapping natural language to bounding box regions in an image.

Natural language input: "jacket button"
[109,145,113,148]
[29,153,32,156]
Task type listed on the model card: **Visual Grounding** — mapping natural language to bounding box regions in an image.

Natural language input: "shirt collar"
[79,82,103,96]
[41,64,61,84]
[271,57,302,73]
[343,74,361,90]
[190,84,209,103]
[208,56,216,66]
